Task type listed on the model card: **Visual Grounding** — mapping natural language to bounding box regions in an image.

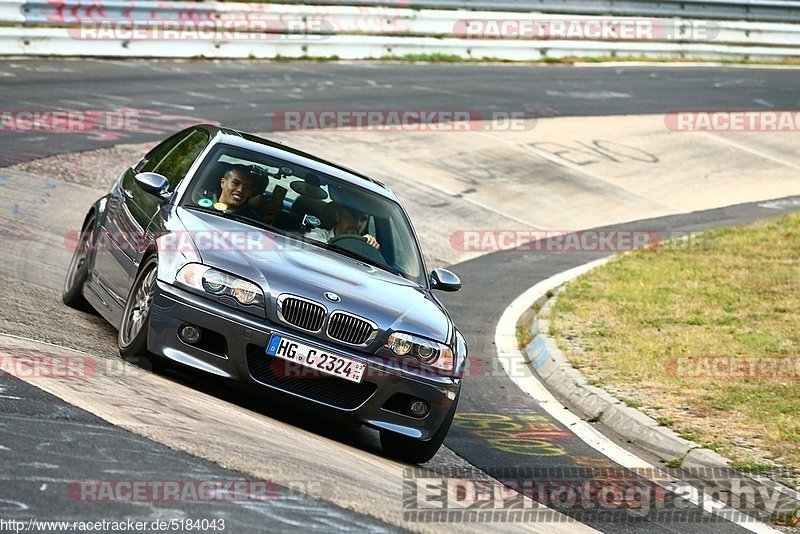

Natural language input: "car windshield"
[180,143,425,284]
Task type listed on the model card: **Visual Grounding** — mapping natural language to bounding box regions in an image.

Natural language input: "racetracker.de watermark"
[0,348,168,381]
[69,19,333,40]
[68,480,280,502]
[65,229,316,255]
[664,110,800,132]
[271,110,534,132]
[450,230,661,252]
[59,229,707,257]
[0,109,143,133]
[453,18,719,40]
[0,351,96,380]
[667,356,800,379]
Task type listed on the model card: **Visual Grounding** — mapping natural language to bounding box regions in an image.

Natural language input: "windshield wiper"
[322,241,403,277]
[184,205,288,236]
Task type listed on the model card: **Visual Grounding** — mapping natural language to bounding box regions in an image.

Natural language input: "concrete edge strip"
[494,257,794,533]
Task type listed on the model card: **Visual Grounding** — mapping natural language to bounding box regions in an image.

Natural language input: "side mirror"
[134,172,170,198]
[430,268,462,292]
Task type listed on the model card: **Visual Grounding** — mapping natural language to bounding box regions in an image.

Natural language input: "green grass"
[732,460,775,475]
[666,458,684,468]
[771,508,799,527]
[622,398,643,409]
[516,322,533,348]
[273,54,341,62]
[551,213,800,473]
[234,53,800,66]
[656,416,675,427]
[703,441,726,453]
[379,53,470,63]
[678,429,700,442]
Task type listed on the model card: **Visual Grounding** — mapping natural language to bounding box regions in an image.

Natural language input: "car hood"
[175,207,451,344]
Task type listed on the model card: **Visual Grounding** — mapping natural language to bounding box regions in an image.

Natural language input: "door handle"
[122,189,133,199]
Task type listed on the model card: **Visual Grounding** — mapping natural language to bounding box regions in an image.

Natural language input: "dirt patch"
[7,143,152,189]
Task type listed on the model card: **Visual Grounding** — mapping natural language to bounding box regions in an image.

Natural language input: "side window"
[139,132,186,173]
[153,130,210,191]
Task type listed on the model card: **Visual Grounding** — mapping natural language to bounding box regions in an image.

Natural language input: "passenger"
[307,202,380,249]
[215,165,280,223]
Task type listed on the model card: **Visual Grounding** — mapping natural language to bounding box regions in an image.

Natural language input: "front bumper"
[148,281,460,440]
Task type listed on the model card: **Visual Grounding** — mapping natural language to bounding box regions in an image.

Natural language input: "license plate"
[265,335,366,383]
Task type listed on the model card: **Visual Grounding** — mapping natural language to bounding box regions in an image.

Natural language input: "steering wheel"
[328,234,385,264]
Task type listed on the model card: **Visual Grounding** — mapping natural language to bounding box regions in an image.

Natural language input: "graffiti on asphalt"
[528,140,659,166]
[453,413,571,457]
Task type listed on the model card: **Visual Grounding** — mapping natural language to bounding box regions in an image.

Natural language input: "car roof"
[196,124,400,203]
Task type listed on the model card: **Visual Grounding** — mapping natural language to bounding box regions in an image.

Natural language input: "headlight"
[385,332,454,373]
[176,264,265,307]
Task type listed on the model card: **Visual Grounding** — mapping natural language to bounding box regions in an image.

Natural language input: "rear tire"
[118,255,159,366]
[380,391,459,464]
[62,215,95,312]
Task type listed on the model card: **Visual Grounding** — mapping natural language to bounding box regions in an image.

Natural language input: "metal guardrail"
[8,1,800,45]
[11,0,800,24]
[240,0,800,23]
[0,0,799,60]
[1,26,799,60]
[0,0,23,23]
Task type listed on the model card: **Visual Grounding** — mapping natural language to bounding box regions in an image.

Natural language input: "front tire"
[62,216,95,311]
[118,255,159,364]
[380,391,459,464]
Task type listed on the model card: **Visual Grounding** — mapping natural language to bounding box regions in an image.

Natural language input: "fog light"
[409,400,429,417]
[179,324,202,344]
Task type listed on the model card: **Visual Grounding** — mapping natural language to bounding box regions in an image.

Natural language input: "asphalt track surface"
[2,58,800,532]
[0,373,398,532]
[2,59,800,166]
[439,198,800,532]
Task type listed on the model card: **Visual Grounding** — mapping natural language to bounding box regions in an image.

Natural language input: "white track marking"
[149,101,195,111]
[702,133,800,170]
[478,131,682,212]
[0,332,83,353]
[90,93,131,102]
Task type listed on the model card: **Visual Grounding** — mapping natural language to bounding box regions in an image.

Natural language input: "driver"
[307,202,380,249]
[216,165,280,223]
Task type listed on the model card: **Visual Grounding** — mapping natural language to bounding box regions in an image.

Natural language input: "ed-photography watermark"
[453,18,719,41]
[403,467,800,523]
[665,110,800,132]
[271,110,534,132]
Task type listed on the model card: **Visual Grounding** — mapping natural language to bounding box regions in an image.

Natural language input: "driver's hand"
[364,233,380,249]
